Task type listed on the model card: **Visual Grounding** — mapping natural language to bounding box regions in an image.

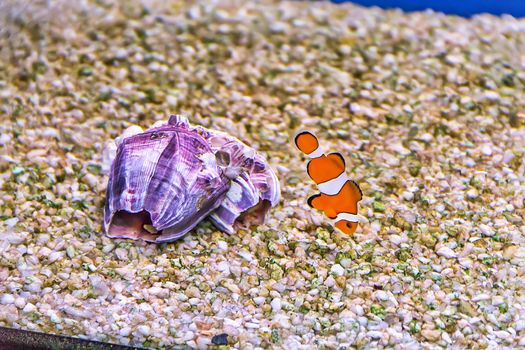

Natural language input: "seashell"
[103,115,280,242]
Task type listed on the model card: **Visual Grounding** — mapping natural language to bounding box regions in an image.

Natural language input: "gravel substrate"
[1,0,525,349]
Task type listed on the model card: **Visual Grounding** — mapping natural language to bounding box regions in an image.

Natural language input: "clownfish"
[294,131,362,235]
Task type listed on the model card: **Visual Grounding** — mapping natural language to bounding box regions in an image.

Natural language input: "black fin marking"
[307,193,322,208]
[348,180,363,201]
[306,160,317,180]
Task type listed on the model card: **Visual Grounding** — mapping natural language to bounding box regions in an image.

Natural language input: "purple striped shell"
[102,115,280,243]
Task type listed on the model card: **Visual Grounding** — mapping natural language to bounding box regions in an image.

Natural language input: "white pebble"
[480,144,493,156]
[48,251,64,263]
[217,261,230,274]
[483,90,499,100]
[1,294,15,305]
[238,250,254,262]
[69,109,84,119]
[83,173,98,188]
[402,191,414,201]
[0,134,12,146]
[458,258,473,269]
[351,304,364,316]
[23,303,37,313]
[115,125,144,146]
[48,312,61,323]
[492,296,504,306]
[196,337,211,349]
[330,264,345,276]
[4,218,18,228]
[119,327,131,337]
[350,103,362,113]
[340,258,352,268]
[39,247,52,257]
[2,231,28,244]
[420,133,433,142]
[137,325,150,336]
[115,248,128,260]
[271,298,282,312]
[502,151,514,164]
[14,297,26,308]
[479,224,495,236]
[464,158,476,167]
[374,290,389,301]
[338,45,351,55]
[466,189,478,199]
[147,286,164,296]
[494,331,510,339]
[324,276,335,287]
[253,297,266,306]
[473,294,490,302]
[383,53,395,65]
[436,246,457,259]
[389,235,404,245]
[183,331,195,341]
[101,141,117,173]
[368,331,383,339]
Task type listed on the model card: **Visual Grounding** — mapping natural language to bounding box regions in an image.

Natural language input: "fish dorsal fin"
[168,114,189,128]
[327,152,346,169]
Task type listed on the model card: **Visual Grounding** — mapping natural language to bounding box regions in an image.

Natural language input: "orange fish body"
[294,131,362,234]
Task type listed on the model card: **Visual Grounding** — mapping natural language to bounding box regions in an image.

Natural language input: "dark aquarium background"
[333,0,525,17]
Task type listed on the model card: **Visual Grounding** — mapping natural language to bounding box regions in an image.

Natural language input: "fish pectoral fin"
[327,152,346,170]
[324,208,338,218]
[308,193,338,218]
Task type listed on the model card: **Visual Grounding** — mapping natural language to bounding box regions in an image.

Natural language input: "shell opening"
[234,200,272,229]
[107,210,160,241]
